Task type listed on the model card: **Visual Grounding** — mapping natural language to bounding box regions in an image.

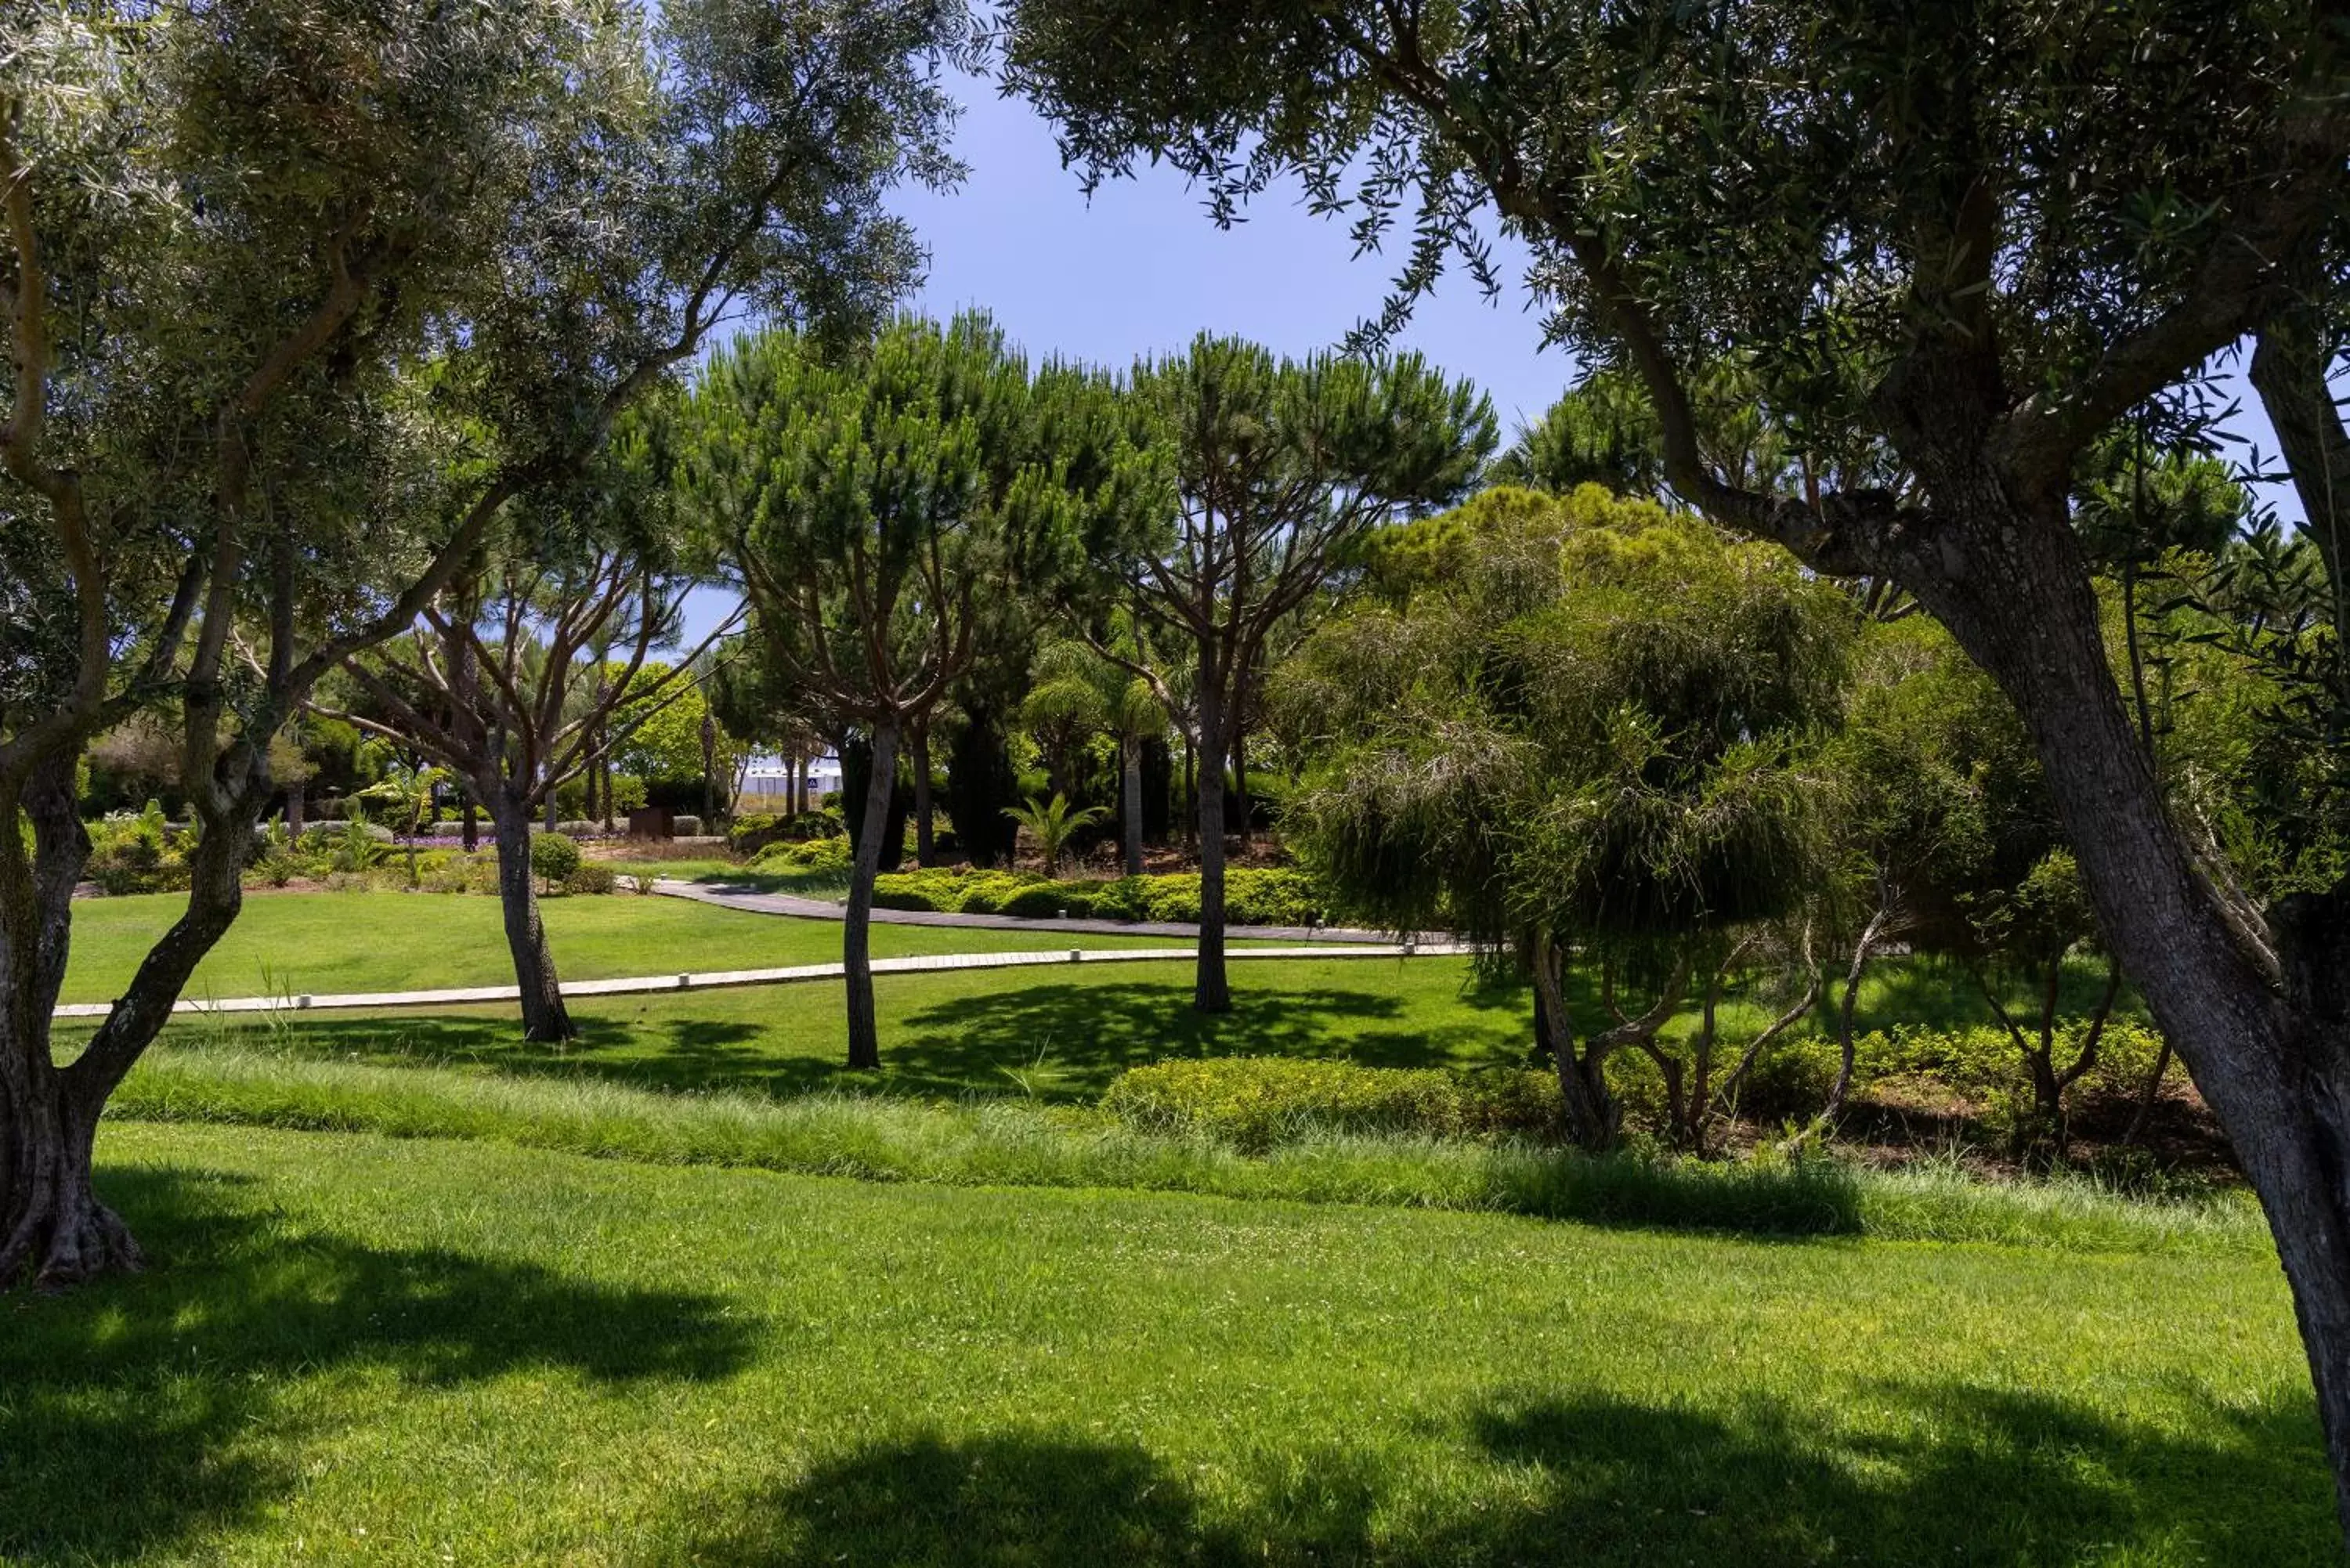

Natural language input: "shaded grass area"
[110,1046,2271,1255]
[2,1121,2324,1564]
[103,950,2138,1113]
[58,890,1188,1004]
[112,957,1525,1101]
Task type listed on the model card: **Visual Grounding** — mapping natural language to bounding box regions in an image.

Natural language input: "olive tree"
[999,0,2350,1530]
[0,0,963,1286]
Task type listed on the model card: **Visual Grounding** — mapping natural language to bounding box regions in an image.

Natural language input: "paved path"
[653,876,1446,945]
[51,940,1474,1021]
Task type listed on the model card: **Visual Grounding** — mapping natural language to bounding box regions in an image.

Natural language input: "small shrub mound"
[728,811,841,856]
[530,830,582,887]
[1103,1057,1564,1151]
[563,862,617,895]
[870,866,1332,926]
[749,835,854,875]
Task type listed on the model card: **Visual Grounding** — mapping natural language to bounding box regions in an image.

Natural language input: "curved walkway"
[653,876,1447,945]
[51,940,1474,1021]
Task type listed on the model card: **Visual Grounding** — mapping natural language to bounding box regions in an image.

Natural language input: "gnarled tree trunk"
[2,750,256,1287]
[843,717,900,1070]
[488,786,573,1044]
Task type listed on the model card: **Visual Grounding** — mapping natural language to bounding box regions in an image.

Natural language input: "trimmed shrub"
[530,831,582,887]
[671,815,703,837]
[1103,1057,1565,1152]
[564,862,617,895]
[749,834,854,876]
[728,810,839,856]
[998,883,1083,919]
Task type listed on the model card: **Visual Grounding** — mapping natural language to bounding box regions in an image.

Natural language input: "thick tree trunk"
[1882,454,2350,1539]
[844,717,900,1070]
[1192,676,1231,1014]
[462,801,478,853]
[1121,732,1144,878]
[489,789,573,1043]
[3,750,256,1287]
[910,722,935,869]
[285,778,306,841]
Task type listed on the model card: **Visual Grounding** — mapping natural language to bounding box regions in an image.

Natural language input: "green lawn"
[114,944,2126,1108]
[136,956,1525,1100]
[2,1120,2325,1566]
[59,891,1193,1005]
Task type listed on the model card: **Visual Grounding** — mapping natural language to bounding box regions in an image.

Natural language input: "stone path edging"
[52,941,1475,1021]
[651,876,1447,945]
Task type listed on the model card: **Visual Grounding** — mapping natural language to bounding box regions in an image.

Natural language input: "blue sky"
[888,76,1567,429]
[680,69,2294,647]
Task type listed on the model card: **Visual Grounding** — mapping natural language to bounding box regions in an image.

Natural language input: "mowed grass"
[120,956,1528,1100]
[104,945,2126,1107]
[57,890,1192,1005]
[1,1120,2325,1566]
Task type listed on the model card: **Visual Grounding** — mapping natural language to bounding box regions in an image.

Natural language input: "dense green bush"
[85,804,186,895]
[671,814,703,836]
[529,831,582,888]
[728,810,841,856]
[1103,1057,1564,1151]
[748,834,855,875]
[867,866,1334,925]
[562,862,617,895]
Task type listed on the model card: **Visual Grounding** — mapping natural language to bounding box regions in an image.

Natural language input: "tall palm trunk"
[1121,732,1144,878]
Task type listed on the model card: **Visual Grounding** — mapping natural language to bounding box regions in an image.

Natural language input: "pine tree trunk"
[911,721,935,869]
[490,789,573,1043]
[844,717,900,1070]
[1121,732,1144,878]
[1192,676,1231,1014]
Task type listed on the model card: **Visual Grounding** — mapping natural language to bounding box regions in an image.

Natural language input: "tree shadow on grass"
[0,1162,753,1566]
[670,1385,2333,1566]
[884,978,1520,1099]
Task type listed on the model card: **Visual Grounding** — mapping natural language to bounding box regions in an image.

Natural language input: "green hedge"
[1103,1057,1564,1151]
[870,866,1332,925]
